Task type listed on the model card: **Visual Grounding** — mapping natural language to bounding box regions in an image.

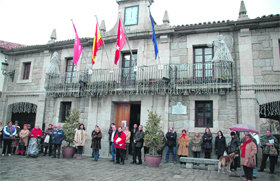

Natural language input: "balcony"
[45,62,233,97]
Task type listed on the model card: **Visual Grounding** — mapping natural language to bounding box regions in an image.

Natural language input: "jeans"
[165,146,177,162]
[111,142,115,161]
[2,139,12,155]
[92,149,99,160]
[77,146,83,155]
[125,143,129,159]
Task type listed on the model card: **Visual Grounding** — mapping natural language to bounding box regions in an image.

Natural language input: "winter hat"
[230,131,236,136]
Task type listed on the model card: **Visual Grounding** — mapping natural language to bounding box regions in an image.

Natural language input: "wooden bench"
[180,157,219,171]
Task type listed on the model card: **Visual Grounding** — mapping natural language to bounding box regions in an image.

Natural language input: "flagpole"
[118,12,137,67]
[95,15,112,70]
[148,6,161,66]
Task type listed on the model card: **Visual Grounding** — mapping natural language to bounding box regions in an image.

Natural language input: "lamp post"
[1,57,15,81]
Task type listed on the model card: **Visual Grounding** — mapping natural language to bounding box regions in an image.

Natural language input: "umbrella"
[229,124,259,134]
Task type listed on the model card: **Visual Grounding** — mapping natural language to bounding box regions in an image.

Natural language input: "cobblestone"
[0,154,279,181]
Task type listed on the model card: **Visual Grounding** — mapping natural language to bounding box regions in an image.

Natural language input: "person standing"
[177,129,190,164]
[114,126,126,165]
[18,124,30,155]
[157,131,166,156]
[108,123,115,155]
[227,131,240,171]
[43,124,53,156]
[91,125,102,161]
[52,125,64,158]
[191,132,202,159]
[110,124,117,162]
[202,128,212,159]
[259,130,279,174]
[2,121,17,156]
[124,126,131,160]
[0,122,3,149]
[74,124,87,160]
[11,121,21,154]
[133,125,144,165]
[165,127,177,164]
[130,123,138,160]
[215,131,227,159]
[241,133,257,181]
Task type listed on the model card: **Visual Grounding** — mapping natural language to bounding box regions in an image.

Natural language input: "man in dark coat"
[227,131,240,171]
[164,127,177,164]
[130,123,138,163]
[132,125,144,164]
[52,125,64,158]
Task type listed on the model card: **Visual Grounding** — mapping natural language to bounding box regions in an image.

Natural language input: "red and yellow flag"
[91,22,103,65]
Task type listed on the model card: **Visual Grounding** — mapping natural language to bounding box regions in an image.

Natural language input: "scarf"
[180,133,186,139]
[241,138,252,158]
[118,131,122,137]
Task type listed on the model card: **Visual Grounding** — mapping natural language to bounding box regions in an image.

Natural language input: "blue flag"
[149,11,158,60]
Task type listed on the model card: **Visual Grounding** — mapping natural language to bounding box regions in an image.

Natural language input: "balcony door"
[194,47,213,80]
[122,52,137,84]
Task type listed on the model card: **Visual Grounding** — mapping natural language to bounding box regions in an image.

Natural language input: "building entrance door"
[114,102,141,130]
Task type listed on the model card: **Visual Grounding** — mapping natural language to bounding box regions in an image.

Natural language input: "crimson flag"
[114,17,126,65]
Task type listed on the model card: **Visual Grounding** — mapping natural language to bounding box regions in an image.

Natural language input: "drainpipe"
[233,25,240,124]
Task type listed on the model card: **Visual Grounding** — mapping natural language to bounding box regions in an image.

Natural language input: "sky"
[0,0,279,46]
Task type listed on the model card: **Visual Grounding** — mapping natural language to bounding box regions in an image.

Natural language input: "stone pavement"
[0,154,279,181]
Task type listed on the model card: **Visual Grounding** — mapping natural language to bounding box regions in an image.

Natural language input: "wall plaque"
[172,102,187,115]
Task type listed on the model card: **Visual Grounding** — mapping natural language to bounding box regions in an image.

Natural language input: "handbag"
[246,157,256,168]
[269,145,278,156]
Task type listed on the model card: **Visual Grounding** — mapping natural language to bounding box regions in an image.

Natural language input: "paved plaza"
[0,154,279,181]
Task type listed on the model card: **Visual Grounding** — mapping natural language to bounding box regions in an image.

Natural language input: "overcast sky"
[0,0,279,46]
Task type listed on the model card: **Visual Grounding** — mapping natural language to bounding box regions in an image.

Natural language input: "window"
[194,47,213,79]
[65,58,77,83]
[195,101,213,127]
[122,52,137,82]
[22,62,31,80]
[59,102,71,123]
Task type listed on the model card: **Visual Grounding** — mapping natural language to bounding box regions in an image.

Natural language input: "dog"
[218,152,239,173]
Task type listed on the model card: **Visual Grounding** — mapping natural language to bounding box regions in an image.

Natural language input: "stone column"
[238,28,258,130]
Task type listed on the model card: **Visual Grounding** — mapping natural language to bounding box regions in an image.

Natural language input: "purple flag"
[72,23,83,65]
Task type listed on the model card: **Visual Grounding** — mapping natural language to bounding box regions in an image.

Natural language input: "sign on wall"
[172,102,187,115]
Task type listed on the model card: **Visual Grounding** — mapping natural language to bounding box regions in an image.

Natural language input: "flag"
[72,23,83,65]
[149,11,158,60]
[91,21,103,65]
[114,17,127,65]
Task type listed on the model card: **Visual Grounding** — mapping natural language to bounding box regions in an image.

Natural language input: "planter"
[145,154,162,167]
[62,146,76,158]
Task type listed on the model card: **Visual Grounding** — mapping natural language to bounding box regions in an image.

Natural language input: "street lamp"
[1,57,15,81]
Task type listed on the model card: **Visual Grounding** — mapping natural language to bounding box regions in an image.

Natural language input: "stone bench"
[180,157,219,171]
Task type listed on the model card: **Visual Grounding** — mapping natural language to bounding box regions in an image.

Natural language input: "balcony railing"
[45,62,233,97]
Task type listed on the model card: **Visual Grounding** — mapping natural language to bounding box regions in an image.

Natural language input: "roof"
[0,40,25,50]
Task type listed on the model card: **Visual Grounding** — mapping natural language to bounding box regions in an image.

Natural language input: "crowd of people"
[0,121,279,181]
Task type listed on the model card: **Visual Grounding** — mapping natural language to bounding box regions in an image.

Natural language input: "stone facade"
[0,0,279,157]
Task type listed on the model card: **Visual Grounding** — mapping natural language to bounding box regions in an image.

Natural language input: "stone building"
[0,0,279,157]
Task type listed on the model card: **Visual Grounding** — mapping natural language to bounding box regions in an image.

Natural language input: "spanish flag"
[91,21,103,65]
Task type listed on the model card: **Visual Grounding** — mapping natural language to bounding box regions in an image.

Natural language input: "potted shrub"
[144,110,163,167]
[62,109,80,158]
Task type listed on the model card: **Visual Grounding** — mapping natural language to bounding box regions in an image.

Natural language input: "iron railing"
[45,62,233,97]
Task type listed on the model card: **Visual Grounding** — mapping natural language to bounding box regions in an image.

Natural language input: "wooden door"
[115,103,130,129]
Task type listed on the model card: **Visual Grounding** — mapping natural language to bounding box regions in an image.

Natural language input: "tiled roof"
[174,14,280,29]
[0,40,25,50]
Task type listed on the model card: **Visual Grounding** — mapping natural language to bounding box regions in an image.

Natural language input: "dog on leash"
[218,152,239,173]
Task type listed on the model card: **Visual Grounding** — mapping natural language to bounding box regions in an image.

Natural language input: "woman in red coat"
[30,125,43,138]
[114,127,126,165]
